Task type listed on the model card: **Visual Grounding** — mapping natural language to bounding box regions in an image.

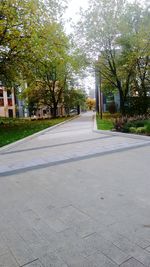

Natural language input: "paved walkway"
[0,112,150,266]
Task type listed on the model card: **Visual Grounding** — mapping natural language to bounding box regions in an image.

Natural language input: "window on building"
[0,89,4,106]
[8,99,12,106]
[0,89,3,97]
[7,90,12,98]
[7,89,13,106]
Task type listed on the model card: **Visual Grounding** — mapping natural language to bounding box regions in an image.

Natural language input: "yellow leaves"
[86,98,96,110]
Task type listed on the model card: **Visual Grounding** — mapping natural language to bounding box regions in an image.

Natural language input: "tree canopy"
[0,0,88,116]
[0,0,70,83]
[75,0,150,114]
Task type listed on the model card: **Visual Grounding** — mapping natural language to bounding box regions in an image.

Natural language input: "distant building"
[0,85,16,118]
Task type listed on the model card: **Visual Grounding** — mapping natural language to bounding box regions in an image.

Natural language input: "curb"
[93,114,150,142]
[0,115,80,152]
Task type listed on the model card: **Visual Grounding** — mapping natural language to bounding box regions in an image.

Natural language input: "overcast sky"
[64,0,145,32]
[66,0,89,18]
[64,0,89,33]
[64,0,147,39]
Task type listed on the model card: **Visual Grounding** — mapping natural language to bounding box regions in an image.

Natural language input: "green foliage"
[146,122,150,135]
[76,0,150,115]
[64,88,86,113]
[114,116,150,135]
[0,0,71,87]
[136,127,146,134]
[0,0,87,116]
[129,127,137,134]
[0,0,42,85]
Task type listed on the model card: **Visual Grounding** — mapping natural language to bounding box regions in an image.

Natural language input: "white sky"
[64,0,89,33]
[64,0,145,33]
[65,0,89,20]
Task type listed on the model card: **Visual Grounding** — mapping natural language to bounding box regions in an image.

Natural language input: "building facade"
[0,86,16,118]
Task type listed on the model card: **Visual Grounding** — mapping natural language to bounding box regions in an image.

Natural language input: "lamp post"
[95,65,102,119]
[99,70,103,119]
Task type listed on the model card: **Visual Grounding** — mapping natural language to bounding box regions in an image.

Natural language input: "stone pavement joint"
[20,258,39,267]
[0,135,116,155]
[0,140,150,177]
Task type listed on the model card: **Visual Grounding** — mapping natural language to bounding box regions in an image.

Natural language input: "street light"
[99,70,103,119]
[95,65,102,119]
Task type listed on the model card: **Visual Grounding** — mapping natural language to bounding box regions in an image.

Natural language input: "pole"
[99,70,102,119]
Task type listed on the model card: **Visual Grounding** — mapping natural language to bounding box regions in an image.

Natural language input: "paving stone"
[56,247,91,267]
[109,233,150,266]
[52,228,83,252]
[0,252,19,267]
[3,230,36,267]
[17,227,48,247]
[39,251,68,267]
[120,257,145,267]
[110,233,142,254]
[0,236,9,256]
[20,259,43,267]
[82,233,131,265]
[136,239,150,249]
[146,246,150,252]
[87,252,119,267]
[131,249,150,266]
[69,218,101,238]
[46,205,90,227]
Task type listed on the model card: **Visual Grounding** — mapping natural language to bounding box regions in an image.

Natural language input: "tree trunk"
[53,103,57,118]
[119,90,125,115]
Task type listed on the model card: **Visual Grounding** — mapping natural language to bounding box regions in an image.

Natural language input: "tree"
[0,0,42,85]
[64,88,87,114]
[86,98,95,110]
[75,0,150,114]
[116,3,150,113]
[0,0,68,86]
[22,17,88,117]
[0,0,89,118]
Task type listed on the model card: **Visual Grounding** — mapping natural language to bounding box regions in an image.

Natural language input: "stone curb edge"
[0,115,80,152]
[93,114,150,142]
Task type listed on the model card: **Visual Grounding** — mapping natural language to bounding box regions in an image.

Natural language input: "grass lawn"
[0,117,70,147]
[96,114,114,130]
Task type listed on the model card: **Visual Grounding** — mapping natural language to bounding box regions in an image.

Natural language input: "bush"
[113,117,128,132]
[136,127,146,134]
[113,115,150,135]
[129,127,137,133]
[146,122,150,135]
[133,120,145,128]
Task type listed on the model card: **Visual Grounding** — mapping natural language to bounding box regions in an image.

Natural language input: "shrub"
[113,117,128,132]
[146,122,150,135]
[129,127,137,133]
[113,115,150,135]
[133,120,145,128]
[136,127,146,134]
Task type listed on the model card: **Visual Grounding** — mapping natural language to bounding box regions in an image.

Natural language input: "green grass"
[0,117,70,147]
[96,114,114,130]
